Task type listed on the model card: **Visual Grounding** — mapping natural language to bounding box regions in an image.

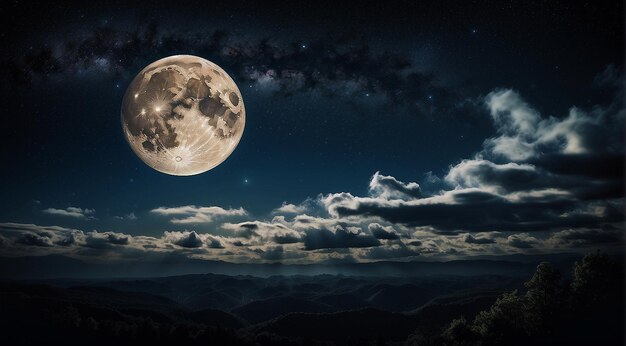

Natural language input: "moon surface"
[121,55,245,176]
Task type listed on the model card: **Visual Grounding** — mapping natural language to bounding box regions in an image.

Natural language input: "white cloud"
[484,88,607,161]
[273,202,309,214]
[151,205,247,224]
[369,171,422,200]
[43,207,95,219]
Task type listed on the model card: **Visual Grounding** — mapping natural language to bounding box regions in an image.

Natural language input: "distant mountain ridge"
[0,253,581,279]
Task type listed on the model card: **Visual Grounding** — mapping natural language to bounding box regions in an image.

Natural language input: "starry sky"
[0,0,623,264]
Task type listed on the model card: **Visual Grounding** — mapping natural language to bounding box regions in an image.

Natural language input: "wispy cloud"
[43,207,95,219]
[151,206,247,224]
[114,212,137,221]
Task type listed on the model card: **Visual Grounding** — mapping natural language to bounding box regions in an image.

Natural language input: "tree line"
[405,252,624,346]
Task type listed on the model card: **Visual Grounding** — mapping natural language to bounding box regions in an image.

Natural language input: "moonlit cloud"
[506,233,539,249]
[222,221,303,244]
[151,205,247,224]
[302,226,381,250]
[84,231,131,249]
[321,85,623,238]
[369,171,422,200]
[548,228,624,248]
[164,231,204,248]
[483,88,623,162]
[17,233,54,247]
[273,202,311,214]
[368,223,400,240]
[43,207,95,219]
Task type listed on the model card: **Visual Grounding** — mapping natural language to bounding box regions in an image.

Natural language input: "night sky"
[0,0,623,264]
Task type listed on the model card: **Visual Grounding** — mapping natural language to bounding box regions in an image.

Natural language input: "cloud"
[325,187,609,233]
[164,231,204,248]
[151,205,247,224]
[222,221,302,244]
[55,234,76,246]
[206,235,225,249]
[273,200,318,214]
[360,241,419,260]
[274,203,307,214]
[506,233,538,249]
[593,64,623,89]
[446,160,556,193]
[254,245,284,261]
[114,212,137,221]
[483,88,623,163]
[549,228,623,248]
[322,85,624,234]
[368,223,400,240]
[84,231,131,249]
[464,234,496,244]
[369,171,422,200]
[303,226,380,250]
[16,233,53,247]
[107,233,130,245]
[43,207,95,219]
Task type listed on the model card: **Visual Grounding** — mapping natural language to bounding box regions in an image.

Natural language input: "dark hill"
[232,296,334,324]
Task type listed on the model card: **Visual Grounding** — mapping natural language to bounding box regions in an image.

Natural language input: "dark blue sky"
[0,0,623,263]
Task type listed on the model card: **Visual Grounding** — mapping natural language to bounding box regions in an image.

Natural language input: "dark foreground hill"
[0,277,498,345]
[0,253,621,345]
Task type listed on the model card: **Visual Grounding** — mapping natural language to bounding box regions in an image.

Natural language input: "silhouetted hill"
[249,290,502,343]
[252,308,419,342]
[0,252,621,345]
[26,272,523,315]
[232,296,334,323]
[364,283,441,310]
[0,275,505,344]
[314,292,369,309]
[0,282,244,328]
[186,308,245,329]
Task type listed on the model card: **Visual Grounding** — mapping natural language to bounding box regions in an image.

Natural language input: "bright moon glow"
[121,55,245,176]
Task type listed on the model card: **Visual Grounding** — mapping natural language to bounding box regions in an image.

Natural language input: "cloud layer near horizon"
[1,82,623,264]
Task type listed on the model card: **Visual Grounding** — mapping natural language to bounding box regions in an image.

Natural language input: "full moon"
[121,55,245,176]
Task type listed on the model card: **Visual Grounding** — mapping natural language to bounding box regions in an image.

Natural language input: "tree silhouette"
[523,262,566,335]
[472,291,528,345]
[407,252,624,346]
[572,251,622,309]
[441,316,477,346]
